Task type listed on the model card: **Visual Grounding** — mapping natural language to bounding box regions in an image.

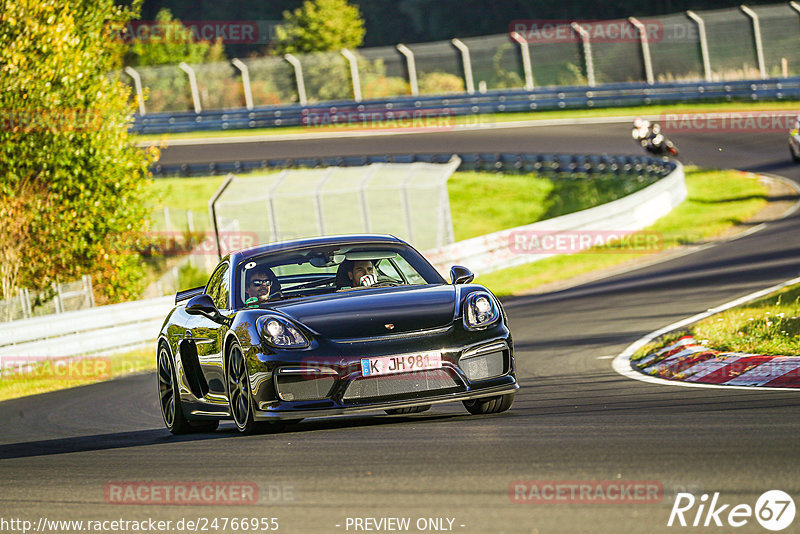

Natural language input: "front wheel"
[462,393,515,415]
[158,343,191,434]
[227,343,267,434]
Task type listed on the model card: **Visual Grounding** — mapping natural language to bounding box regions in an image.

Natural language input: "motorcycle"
[632,118,679,157]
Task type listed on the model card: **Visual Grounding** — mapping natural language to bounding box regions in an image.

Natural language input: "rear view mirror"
[450,265,474,285]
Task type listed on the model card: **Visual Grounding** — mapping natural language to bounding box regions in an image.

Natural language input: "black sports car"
[157,234,518,434]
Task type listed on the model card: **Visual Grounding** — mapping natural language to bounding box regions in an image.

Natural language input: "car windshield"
[236,243,440,308]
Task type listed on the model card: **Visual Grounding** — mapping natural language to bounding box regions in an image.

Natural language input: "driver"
[245,266,279,303]
[341,259,377,287]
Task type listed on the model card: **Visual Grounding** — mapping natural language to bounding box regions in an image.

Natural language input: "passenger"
[336,259,377,288]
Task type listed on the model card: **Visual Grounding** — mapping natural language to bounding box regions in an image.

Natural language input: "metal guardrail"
[0,296,173,360]
[133,77,800,136]
[152,151,677,178]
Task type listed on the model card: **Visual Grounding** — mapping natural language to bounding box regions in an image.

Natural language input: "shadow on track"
[0,413,461,461]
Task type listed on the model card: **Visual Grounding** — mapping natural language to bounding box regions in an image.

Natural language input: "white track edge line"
[612,275,800,392]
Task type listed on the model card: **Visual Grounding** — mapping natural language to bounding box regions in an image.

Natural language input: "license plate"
[360,351,442,377]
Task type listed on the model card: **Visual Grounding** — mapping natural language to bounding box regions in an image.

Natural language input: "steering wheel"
[371,280,401,287]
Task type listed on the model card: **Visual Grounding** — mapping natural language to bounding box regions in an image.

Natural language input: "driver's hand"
[359,273,378,287]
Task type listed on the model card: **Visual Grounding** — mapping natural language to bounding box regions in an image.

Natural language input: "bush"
[274,0,365,55]
[418,71,466,94]
[0,0,158,304]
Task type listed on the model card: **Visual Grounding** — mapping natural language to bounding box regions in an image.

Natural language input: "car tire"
[385,405,431,415]
[462,393,515,415]
[158,343,192,434]
[227,342,270,435]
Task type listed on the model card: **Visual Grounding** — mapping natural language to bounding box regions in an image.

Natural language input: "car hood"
[268,285,457,340]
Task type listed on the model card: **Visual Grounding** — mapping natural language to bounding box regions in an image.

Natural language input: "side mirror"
[185,294,223,322]
[450,265,474,285]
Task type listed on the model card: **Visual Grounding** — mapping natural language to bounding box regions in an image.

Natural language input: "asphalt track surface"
[2,121,800,534]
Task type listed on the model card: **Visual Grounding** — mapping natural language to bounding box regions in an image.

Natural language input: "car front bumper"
[244,323,518,419]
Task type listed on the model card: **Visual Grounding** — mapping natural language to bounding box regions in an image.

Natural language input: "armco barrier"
[0,296,173,361]
[2,153,678,359]
[152,151,676,178]
[426,160,685,275]
[132,77,800,136]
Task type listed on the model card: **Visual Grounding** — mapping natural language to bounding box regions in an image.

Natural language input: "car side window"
[206,263,230,310]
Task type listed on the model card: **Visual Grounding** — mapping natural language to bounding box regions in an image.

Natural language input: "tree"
[274,0,365,55]
[0,0,159,304]
[124,8,226,67]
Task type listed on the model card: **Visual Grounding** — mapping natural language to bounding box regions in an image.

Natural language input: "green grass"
[691,283,800,356]
[134,100,800,142]
[0,348,155,402]
[148,176,227,233]
[477,168,771,296]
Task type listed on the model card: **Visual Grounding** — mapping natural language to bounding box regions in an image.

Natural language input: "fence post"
[628,17,655,84]
[400,164,420,243]
[267,171,290,241]
[313,168,336,235]
[570,23,596,87]
[396,44,419,96]
[739,5,766,79]
[82,275,95,308]
[231,58,254,110]
[178,62,202,113]
[358,164,382,233]
[53,282,63,314]
[22,287,32,318]
[509,31,534,90]
[341,49,363,102]
[451,39,475,94]
[123,66,146,115]
[283,54,308,105]
[163,206,172,233]
[208,173,236,260]
[686,11,712,82]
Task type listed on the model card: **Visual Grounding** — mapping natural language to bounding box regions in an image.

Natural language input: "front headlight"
[463,292,500,330]
[257,315,309,348]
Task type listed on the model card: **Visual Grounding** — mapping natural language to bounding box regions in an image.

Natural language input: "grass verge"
[134,100,800,143]
[0,349,155,402]
[478,167,771,296]
[632,283,800,360]
[691,283,800,355]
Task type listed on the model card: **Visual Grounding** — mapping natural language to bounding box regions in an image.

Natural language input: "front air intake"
[343,369,461,401]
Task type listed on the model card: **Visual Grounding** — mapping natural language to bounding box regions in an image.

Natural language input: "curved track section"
[1,123,799,533]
